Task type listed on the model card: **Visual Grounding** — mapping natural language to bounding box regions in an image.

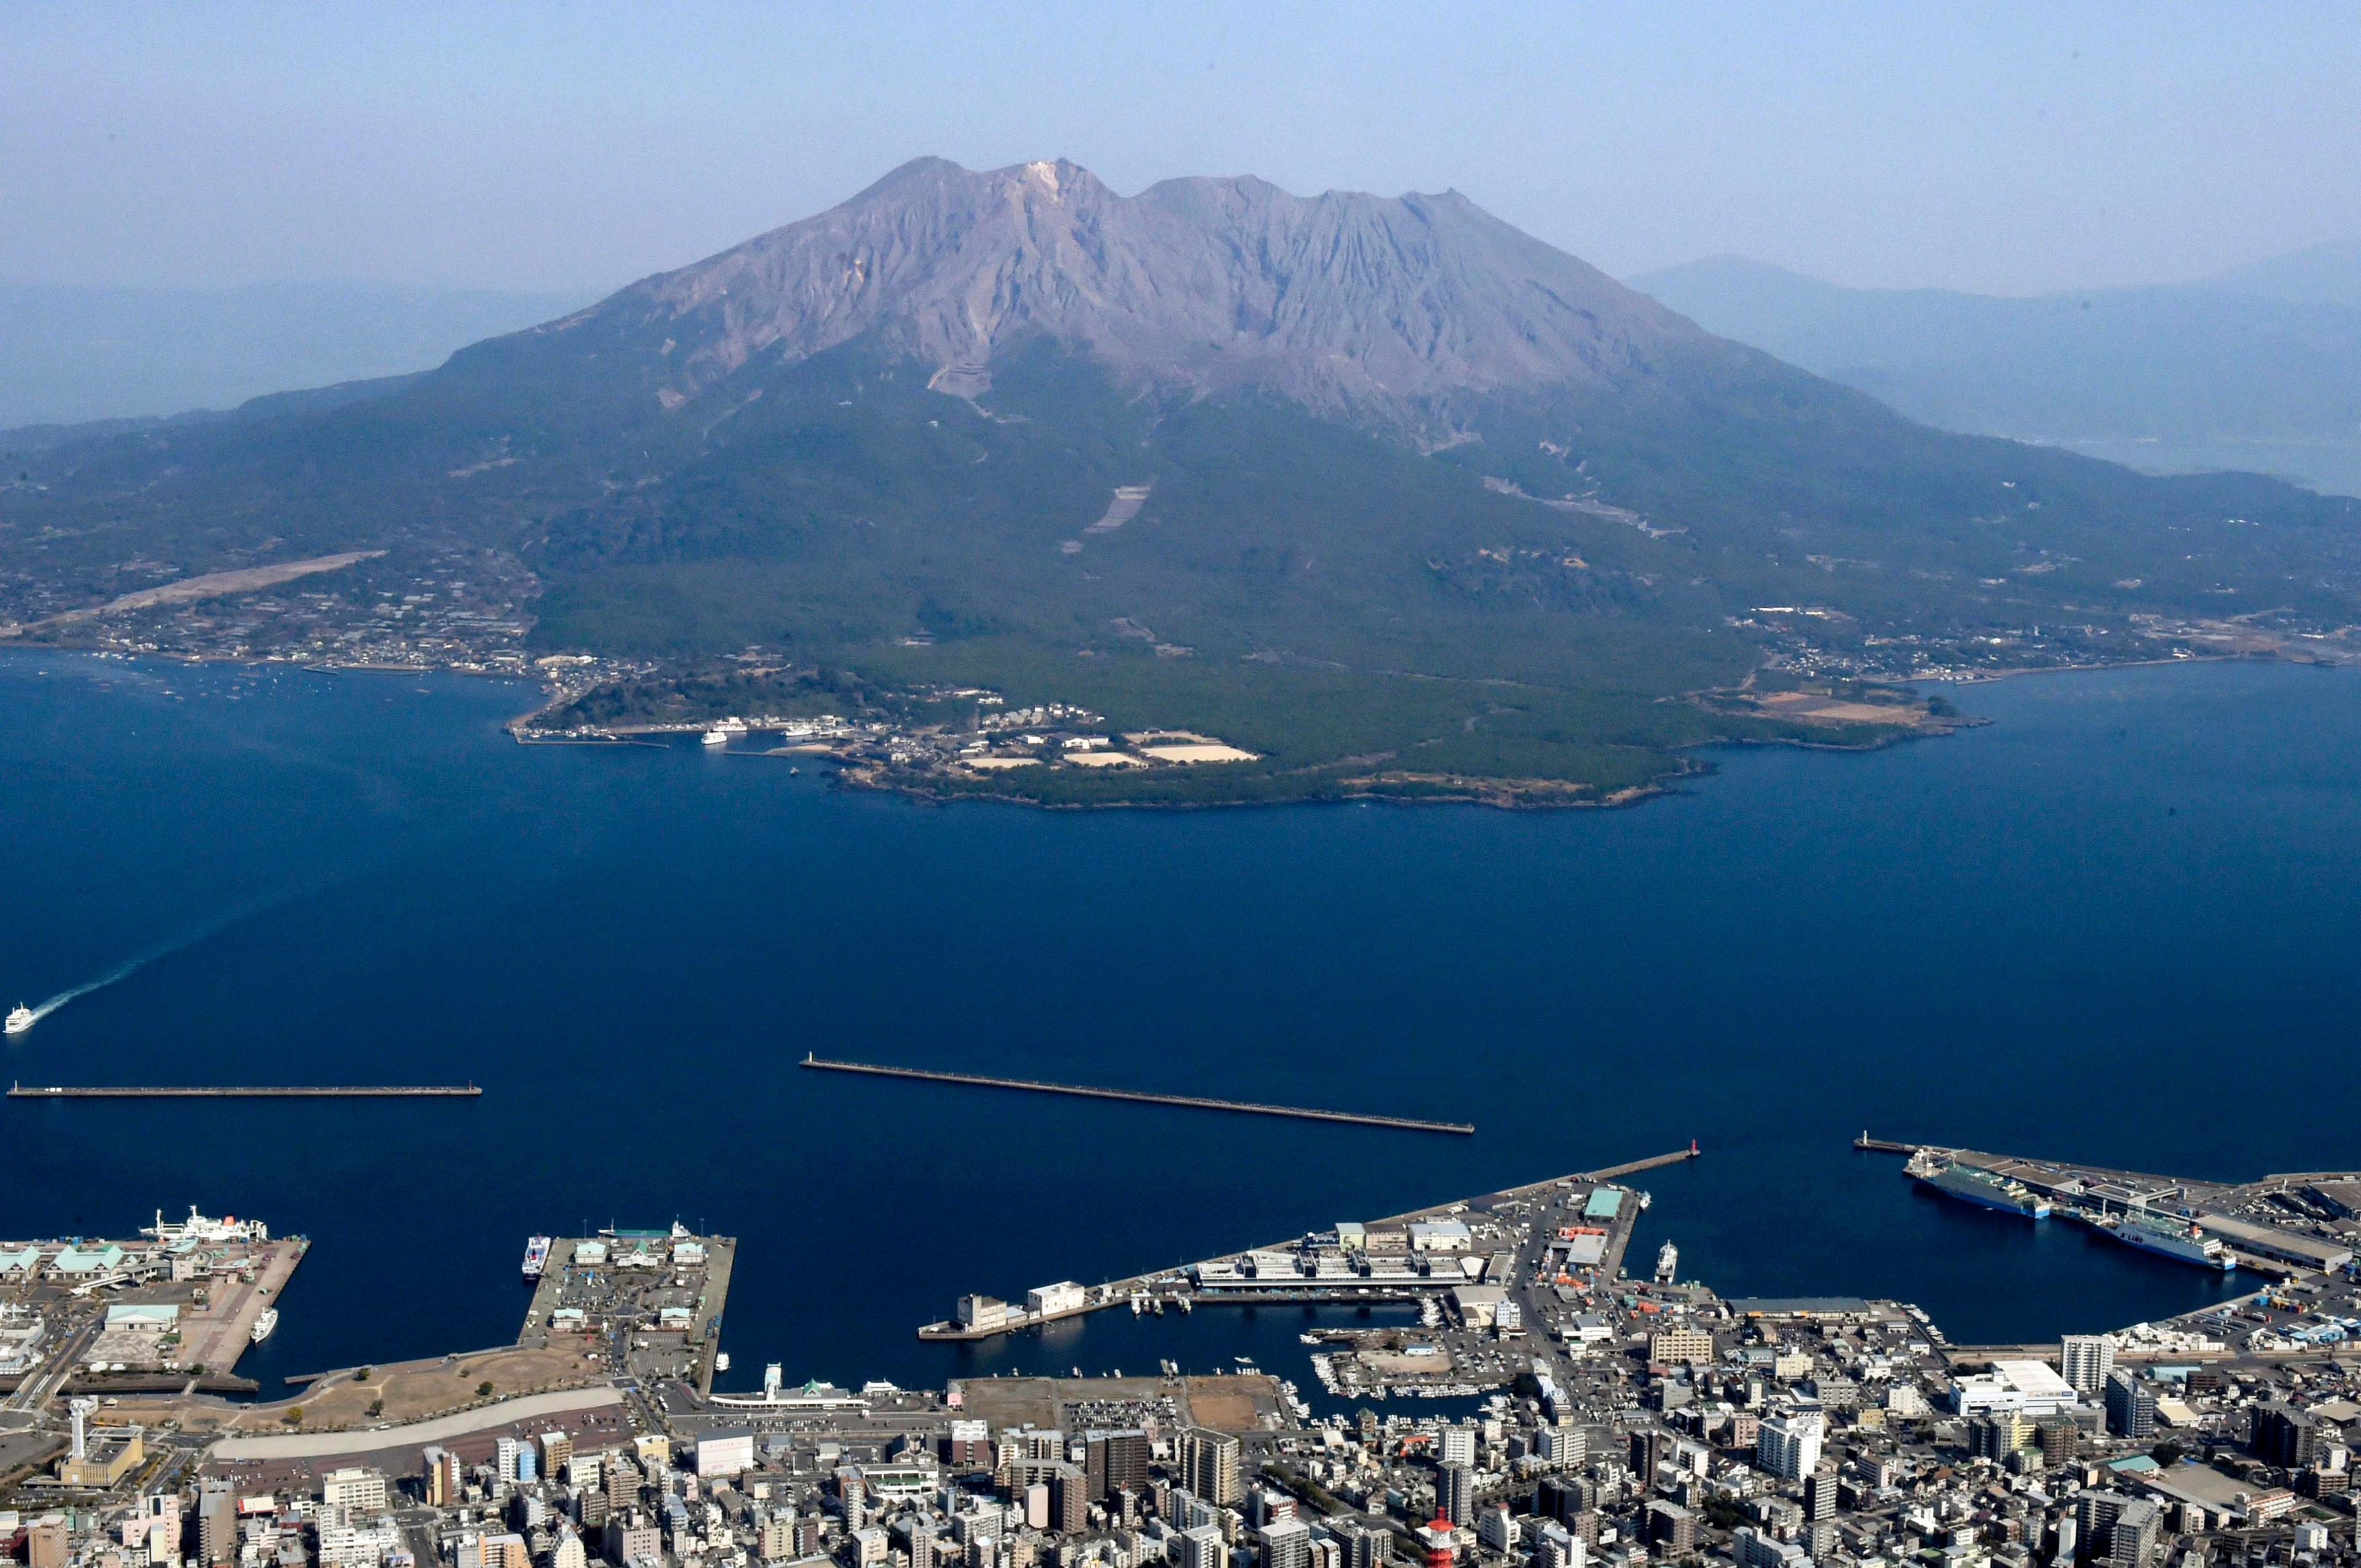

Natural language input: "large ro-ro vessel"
[1907,1149,2052,1219]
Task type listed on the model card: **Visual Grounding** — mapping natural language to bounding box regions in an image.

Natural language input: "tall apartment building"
[1645,1501,1695,1555]
[2062,1335,2115,1396]
[2105,1371,2157,1440]
[1177,1525,1228,1568]
[1437,1463,1474,1528]
[1180,1429,1242,1508]
[1333,1519,1390,1568]
[1260,1516,1311,1568]
[199,1478,238,1566]
[2076,1493,2162,1568]
[1085,1430,1150,1502]
[1756,1412,1824,1483]
[1051,1467,1089,1535]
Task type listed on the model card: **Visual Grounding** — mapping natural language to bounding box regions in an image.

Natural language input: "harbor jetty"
[800,1055,1473,1134]
[9,1083,483,1099]
[917,1144,1693,1341]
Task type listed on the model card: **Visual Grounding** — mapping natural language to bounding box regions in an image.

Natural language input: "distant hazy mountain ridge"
[1629,250,2361,496]
[0,280,588,429]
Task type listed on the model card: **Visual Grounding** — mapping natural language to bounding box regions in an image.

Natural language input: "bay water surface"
[4,652,2358,1399]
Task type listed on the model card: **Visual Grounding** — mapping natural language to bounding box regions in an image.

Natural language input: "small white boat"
[4,1004,33,1035]
[250,1308,279,1344]
[701,728,729,747]
[713,1351,730,1373]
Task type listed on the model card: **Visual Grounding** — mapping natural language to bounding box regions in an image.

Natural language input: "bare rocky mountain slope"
[527,156,1713,434]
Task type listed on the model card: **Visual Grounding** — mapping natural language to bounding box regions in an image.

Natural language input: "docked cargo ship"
[523,1235,553,1280]
[2109,1208,2236,1270]
[1907,1150,2052,1219]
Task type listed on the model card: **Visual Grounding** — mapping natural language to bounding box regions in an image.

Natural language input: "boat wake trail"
[9,862,376,1035]
[15,925,215,1029]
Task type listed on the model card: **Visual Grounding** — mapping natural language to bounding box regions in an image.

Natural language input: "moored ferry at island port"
[523,1235,552,1280]
[2105,1206,2237,1270]
[250,1308,279,1344]
[1907,1149,2052,1219]
[5,1005,33,1035]
[143,1206,269,1245]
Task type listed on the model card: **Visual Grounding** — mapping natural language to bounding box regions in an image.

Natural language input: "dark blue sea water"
[6,651,2359,1403]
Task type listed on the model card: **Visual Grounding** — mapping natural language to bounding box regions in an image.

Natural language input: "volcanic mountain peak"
[539,156,1711,425]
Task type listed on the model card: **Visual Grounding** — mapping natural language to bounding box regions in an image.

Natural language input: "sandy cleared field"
[1141,743,1259,764]
[962,756,1042,770]
[1755,692,1923,725]
[1063,750,1147,768]
[20,552,384,629]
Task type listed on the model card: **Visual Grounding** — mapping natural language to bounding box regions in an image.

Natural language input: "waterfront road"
[210,1385,622,1460]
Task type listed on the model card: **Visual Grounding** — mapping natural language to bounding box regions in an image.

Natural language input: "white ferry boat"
[702,728,730,746]
[143,1206,269,1245]
[1907,1149,2052,1219]
[2111,1208,2236,1271]
[4,1004,33,1035]
[250,1308,280,1344]
[523,1235,553,1280]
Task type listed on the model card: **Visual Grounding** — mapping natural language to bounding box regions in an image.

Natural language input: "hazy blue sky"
[7,2,2356,299]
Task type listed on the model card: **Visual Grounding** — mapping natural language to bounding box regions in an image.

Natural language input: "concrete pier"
[9,1083,483,1098]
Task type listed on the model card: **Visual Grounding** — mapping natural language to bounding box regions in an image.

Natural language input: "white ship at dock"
[143,1206,269,1245]
[2106,1206,2237,1270]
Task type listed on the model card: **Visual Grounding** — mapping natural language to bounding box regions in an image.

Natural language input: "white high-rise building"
[1438,1425,1477,1468]
[1177,1526,1227,1568]
[1756,1411,1824,1484]
[2062,1336,2115,1396]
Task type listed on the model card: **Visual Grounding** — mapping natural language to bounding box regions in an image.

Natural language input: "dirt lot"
[1176,1375,1285,1432]
[951,1372,1285,1435]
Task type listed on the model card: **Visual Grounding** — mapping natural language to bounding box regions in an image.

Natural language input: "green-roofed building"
[52,1244,124,1274]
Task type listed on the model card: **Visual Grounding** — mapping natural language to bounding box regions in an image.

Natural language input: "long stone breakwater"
[8,1083,483,1098]
[799,1055,1474,1134]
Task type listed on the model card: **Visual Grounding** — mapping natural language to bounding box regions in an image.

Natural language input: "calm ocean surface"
[5,651,2358,1400]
